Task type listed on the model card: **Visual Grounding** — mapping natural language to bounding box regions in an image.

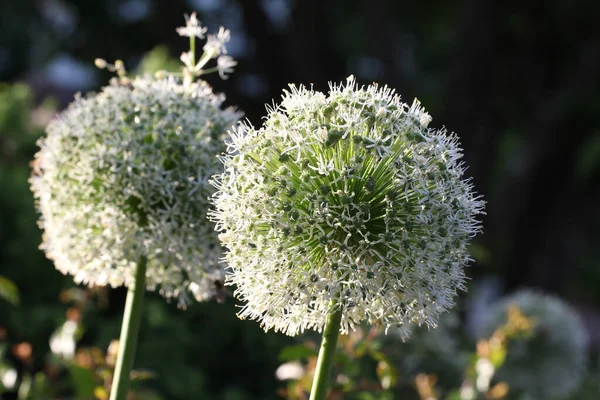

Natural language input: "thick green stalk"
[109,256,147,400]
[309,306,343,400]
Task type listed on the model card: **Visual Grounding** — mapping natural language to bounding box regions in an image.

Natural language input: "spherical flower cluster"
[31,76,241,305]
[211,76,484,336]
[480,290,589,399]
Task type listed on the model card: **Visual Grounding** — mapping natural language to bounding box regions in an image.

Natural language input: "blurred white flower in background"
[275,362,305,381]
[49,320,78,359]
[480,290,589,399]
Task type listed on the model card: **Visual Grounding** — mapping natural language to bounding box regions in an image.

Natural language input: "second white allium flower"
[211,76,484,336]
[31,76,241,305]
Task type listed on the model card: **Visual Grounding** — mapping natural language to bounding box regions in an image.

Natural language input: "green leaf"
[68,364,97,398]
[136,45,181,75]
[30,372,54,399]
[574,132,600,184]
[0,276,19,305]
[446,389,463,400]
[278,344,317,361]
[17,374,32,400]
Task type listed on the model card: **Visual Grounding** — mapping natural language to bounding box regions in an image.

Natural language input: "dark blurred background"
[0,0,599,399]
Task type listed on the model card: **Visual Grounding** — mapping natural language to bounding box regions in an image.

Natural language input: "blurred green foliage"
[135,46,182,76]
[0,276,19,305]
[275,327,397,400]
[277,305,600,400]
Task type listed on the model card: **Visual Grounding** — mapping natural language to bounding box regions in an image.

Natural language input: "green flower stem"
[309,305,343,400]
[190,35,195,66]
[109,256,147,400]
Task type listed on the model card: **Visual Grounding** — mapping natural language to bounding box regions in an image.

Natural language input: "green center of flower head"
[212,76,484,335]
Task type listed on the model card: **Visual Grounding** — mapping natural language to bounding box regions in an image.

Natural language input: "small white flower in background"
[216,27,231,52]
[1,368,18,390]
[180,51,196,71]
[459,383,476,400]
[31,76,241,306]
[49,320,78,359]
[176,12,207,39]
[474,358,494,392]
[275,362,305,381]
[480,290,589,399]
[217,55,236,80]
[210,75,484,336]
[203,27,231,59]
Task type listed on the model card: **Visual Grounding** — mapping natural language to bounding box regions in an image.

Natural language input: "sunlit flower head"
[480,290,589,399]
[31,76,241,306]
[210,75,484,336]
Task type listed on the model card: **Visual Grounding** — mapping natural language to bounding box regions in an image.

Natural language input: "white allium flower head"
[480,289,589,399]
[210,75,484,335]
[31,76,241,306]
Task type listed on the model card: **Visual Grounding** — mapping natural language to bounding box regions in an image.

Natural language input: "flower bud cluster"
[176,12,236,81]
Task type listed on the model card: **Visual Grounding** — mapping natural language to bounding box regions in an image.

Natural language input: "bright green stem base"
[109,256,147,400]
[309,306,343,400]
